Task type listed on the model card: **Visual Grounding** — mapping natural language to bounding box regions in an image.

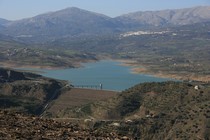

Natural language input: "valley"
[0,5,210,139]
[1,21,210,81]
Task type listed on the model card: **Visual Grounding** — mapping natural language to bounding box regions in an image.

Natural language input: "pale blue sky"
[0,0,210,20]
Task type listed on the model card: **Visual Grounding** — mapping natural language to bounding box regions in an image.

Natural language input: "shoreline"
[114,59,210,82]
[1,59,209,82]
[0,62,69,70]
[118,60,210,82]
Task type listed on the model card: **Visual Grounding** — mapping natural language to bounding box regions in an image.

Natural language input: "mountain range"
[116,6,210,27]
[0,6,210,42]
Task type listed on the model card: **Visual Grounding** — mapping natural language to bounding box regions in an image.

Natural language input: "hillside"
[0,37,98,68]
[116,22,210,81]
[0,68,68,114]
[43,88,118,118]
[62,81,210,139]
[0,110,128,139]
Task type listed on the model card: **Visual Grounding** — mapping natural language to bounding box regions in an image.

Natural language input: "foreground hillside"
[64,81,210,139]
[0,110,128,139]
[0,69,128,139]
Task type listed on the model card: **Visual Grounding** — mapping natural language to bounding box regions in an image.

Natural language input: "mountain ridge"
[0,6,210,42]
[116,6,210,27]
[1,7,121,42]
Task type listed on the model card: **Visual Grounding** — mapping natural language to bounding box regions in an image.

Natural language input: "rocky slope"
[0,68,132,139]
[62,81,210,139]
[0,110,130,139]
[0,68,68,114]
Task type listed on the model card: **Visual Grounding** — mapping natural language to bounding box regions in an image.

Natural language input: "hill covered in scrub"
[58,81,210,139]
[0,68,68,114]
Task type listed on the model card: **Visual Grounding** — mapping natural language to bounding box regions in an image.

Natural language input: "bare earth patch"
[45,88,118,117]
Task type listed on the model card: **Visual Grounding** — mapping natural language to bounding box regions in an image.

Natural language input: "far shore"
[116,59,210,82]
[0,62,69,70]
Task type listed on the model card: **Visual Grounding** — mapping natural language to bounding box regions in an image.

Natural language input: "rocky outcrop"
[0,110,131,139]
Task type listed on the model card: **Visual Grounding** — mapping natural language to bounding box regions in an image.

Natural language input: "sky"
[0,0,210,20]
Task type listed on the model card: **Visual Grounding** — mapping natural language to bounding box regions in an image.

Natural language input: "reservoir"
[21,60,171,91]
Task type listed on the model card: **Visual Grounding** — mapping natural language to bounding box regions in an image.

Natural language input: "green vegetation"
[0,95,41,114]
[0,68,68,115]
[0,39,97,68]
[61,81,210,139]
[118,92,142,116]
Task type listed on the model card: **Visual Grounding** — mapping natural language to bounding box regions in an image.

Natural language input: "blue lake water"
[20,60,171,91]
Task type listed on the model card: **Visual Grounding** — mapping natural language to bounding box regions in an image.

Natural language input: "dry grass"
[45,88,118,117]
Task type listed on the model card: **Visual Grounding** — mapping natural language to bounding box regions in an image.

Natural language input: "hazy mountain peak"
[0,18,10,25]
[116,6,210,26]
[1,7,119,42]
[63,6,81,10]
[48,7,110,19]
